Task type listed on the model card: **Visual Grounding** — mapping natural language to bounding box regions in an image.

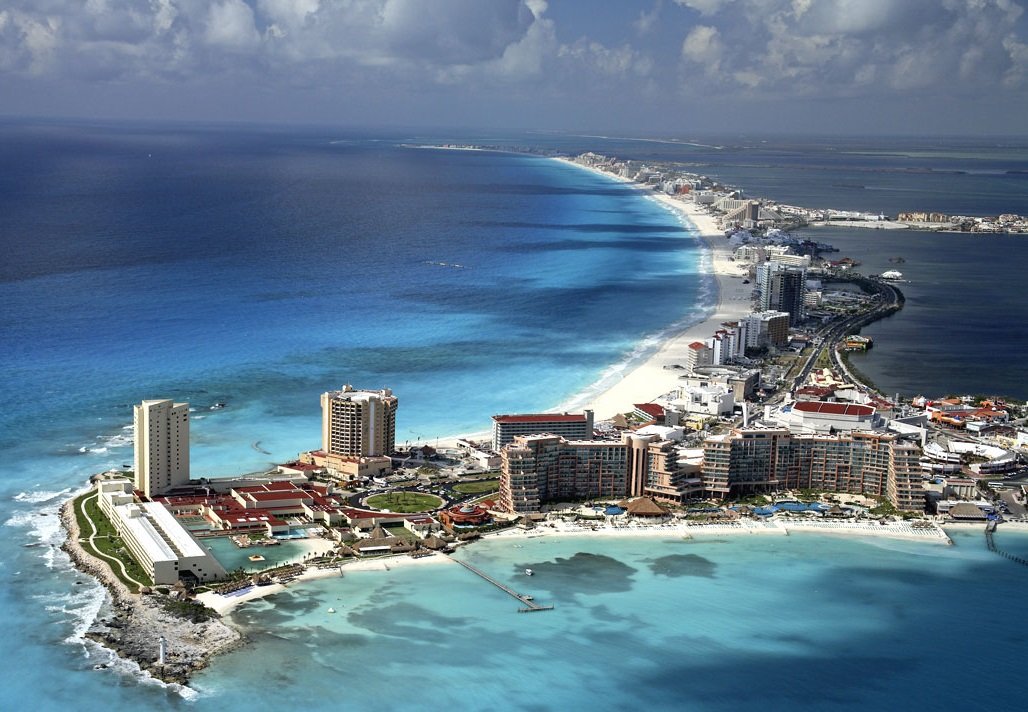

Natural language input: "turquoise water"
[202,537,313,574]
[188,530,1028,710]
[4,124,1028,709]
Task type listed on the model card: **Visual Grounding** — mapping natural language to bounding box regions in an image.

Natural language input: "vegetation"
[452,479,500,495]
[75,493,153,591]
[158,598,219,623]
[382,524,418,541]
[366,491,443,513]
[869,498,898,517]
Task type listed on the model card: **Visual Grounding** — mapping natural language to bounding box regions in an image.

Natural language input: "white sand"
[485,517,952,544]
[198,551,451,615]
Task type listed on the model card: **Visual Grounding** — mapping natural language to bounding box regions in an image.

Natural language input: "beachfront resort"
[64,150,1028,684]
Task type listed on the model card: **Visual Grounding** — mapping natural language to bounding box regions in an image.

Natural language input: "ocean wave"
[74,635,199,700]
[558,305,711,412]
[13,487,73,504]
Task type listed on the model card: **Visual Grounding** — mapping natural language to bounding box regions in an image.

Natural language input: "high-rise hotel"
[133,399,190,497]
[321,385,398,458]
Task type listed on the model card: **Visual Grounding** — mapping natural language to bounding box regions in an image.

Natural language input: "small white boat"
[525,568,534,576]
[327,607,336,614]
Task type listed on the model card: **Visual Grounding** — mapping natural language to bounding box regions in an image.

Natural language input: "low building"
[97,479,227,585]
[671,385,735,417]
[780,400,876,434]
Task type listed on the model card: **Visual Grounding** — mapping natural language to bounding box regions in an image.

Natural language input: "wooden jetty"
[985,520,1028,568]
[452,558,553,612]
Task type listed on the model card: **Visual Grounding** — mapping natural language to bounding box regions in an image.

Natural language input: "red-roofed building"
[785,400,876,433]
[633,403,666,424]
[492,410,594,452]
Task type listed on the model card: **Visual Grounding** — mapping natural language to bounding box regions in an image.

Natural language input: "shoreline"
[556,159,753,419]
[58,497,243,685]
[430,155,751,447]
[196,516,954,616]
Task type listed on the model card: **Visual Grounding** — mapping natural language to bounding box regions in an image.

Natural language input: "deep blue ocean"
[2,121,1027,709]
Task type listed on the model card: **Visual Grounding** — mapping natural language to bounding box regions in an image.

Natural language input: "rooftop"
[493,413,589,424]
[793,401,874,417]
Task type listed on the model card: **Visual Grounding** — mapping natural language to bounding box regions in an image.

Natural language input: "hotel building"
[499,434,626,514]
[97,479,226,585]
[491,410,594,453]
[701,428,925,511]
[321,385,398,457]
[133,398,190,498]
[757,262,806,325]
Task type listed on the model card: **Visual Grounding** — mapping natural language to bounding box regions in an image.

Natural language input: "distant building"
[779,400,877,434]
[133,398,190,498]
[671,385,735,417]
[744,311,791,349]
[319,386,397,479]
[491,410,594,453]
[685,341,714,370]
[757,262,806,325]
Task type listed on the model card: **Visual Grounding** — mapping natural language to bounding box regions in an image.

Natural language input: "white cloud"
[205,0,260,50]
[678,0,1028,97]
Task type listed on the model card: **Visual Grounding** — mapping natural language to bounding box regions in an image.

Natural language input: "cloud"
[205,0,260,50]
[634,1,663,35]
[677,0,1028,98]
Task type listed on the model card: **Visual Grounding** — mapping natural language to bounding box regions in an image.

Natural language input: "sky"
[2,0,1028,135]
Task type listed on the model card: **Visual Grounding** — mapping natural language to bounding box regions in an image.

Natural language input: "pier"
[985,521,1028,568]
[451,558,553,612]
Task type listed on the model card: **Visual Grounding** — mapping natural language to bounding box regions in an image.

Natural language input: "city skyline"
[2,0,1028,135]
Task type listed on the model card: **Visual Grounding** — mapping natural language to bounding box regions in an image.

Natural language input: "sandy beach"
[552,158,753,419]
[431,155,753,445]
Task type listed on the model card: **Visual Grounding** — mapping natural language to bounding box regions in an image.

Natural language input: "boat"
[881,270,903,280]
[327,607,336,614]
[525,568,534,576]
[248,554,266,562]
[210,402,226,410]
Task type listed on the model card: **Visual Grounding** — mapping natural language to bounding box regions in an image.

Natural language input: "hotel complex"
[133,399,190,497]
[97,479,226,585]
[309,385,398,478]
[499,434,627,513]
[498,426,925,515]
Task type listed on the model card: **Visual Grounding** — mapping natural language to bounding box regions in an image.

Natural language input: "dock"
[985,520,1028,568]
[452,558,553,612]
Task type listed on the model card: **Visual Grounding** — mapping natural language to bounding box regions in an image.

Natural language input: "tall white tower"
[133,399,190,497]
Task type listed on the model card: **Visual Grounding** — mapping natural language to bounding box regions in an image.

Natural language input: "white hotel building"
[97,479,226,585]
[134,398,190,497]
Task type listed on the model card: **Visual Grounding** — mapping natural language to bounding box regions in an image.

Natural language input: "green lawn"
[382,524,419,541]
[452,479,500,496]
[366,491,444,513]
[74,492,153,591]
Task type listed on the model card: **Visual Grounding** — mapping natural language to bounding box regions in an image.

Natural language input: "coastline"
[195,515,953,617]
[553,157,752,419]
[59,498,242,685]
[429,154,751,445]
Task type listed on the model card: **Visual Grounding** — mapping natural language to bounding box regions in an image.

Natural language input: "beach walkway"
[451,558,552,612]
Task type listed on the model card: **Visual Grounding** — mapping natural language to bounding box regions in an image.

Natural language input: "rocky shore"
[59,498,243,685]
